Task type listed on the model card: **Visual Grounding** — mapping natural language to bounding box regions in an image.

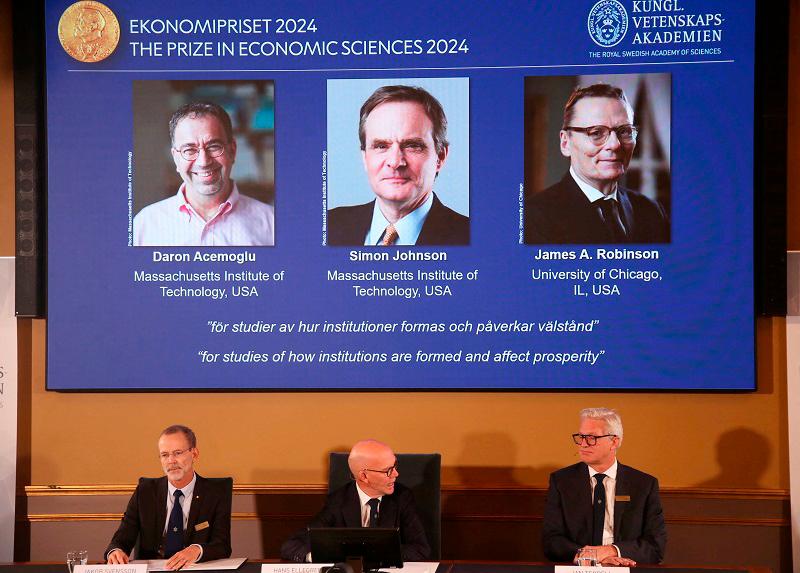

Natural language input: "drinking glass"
[576,547,597,567]
[66,550,88,573]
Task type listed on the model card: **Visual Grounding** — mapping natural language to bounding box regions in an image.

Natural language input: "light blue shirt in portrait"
[363,193,434,246]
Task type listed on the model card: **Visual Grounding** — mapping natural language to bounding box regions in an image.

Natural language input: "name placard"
[260,565,334,573]
[555,566,630,573]
[75,565,147,573]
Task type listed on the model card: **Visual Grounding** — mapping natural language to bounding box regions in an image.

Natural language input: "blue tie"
[164,490,185,558]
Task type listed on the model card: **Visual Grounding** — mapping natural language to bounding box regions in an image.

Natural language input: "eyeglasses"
[363,463,399,477]
[174,142,227,162]
[572,433,616,446]
[564,124,638,145]
[159,448,192,460]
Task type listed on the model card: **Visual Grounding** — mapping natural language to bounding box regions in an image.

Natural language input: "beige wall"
[2,0,794,491]
[14,323,790,489]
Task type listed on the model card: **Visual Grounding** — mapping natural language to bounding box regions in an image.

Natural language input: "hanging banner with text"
[0,257,17,560]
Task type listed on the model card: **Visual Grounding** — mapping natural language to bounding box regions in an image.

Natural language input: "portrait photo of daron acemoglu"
[132,80,276,247]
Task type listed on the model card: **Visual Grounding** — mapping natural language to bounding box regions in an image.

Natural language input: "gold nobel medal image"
[58,1,120,63]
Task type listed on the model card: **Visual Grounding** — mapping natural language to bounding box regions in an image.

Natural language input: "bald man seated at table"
[281,439,431,562]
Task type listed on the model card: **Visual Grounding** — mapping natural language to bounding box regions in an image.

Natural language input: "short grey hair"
[580,407,623,443]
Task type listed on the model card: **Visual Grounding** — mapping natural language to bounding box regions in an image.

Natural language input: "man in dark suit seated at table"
[542,408,667,566]
[281,439,431,562]
[105,425,232,570]
[327,85,469,246]
[524,83,669,244]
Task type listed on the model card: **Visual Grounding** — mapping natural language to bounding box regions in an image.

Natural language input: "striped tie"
[381,224,399,246]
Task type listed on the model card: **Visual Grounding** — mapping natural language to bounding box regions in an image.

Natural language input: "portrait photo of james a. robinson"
[523,73,671,245]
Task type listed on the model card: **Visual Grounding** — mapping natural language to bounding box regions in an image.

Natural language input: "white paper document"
[555,566,630,573]
[260,565,333,573]
[132,557,246,571]
[395,563,439,573]
[75,565,147,573]
[259,563,437,573]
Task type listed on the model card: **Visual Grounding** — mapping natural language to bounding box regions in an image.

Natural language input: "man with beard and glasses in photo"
[134,102,274,246]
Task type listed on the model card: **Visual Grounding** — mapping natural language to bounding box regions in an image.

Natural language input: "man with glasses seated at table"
[542,408,666,567]
[281,439,431,563]
[133,101,274,246]
[524,83,669,244]
[105,425,232,570]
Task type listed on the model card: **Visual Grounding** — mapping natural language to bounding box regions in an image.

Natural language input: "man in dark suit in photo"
[542,408,667,566]
[525,83,669,244]
[106,425,232,569]
[281,439,431,562]
[327,85,469,246]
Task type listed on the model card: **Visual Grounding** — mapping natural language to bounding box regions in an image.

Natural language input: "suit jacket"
[106,475,233,562]
[280,482,431,562]
[542,462,666,564]
[524,174,670,244]
[327,193,469,246]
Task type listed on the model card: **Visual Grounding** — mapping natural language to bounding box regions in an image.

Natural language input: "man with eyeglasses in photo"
[281,439,431,563]
[524,83,669,244]
[105,425,232,569]
[133,101,275,246]
[542,408,666,567]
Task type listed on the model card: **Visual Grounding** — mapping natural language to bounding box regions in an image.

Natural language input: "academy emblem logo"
[588,0,628,48]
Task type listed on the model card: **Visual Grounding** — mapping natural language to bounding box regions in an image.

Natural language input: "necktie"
[592,474,607,546]
[367,498,380,527]
[597,199,628,242]
[381,224,399,246]
[164,490,185,558]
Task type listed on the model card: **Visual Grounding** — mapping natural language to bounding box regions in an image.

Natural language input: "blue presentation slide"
[45,0,755,390]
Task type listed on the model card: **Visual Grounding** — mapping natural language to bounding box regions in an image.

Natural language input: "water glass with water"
[66,550,88,573]
[576,547,598,567]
